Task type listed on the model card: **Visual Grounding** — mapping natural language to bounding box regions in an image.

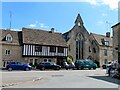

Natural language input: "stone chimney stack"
[106,32,110,37]
[51,28,54,33]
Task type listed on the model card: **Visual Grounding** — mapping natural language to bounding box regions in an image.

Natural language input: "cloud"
[83,0,98,5]
[28,21,48,29]
[81,0,120,10]
[101,0,119,10]
[29,24,36,27]
[39,23,48,28]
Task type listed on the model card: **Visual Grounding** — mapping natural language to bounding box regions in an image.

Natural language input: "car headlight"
[28,65,32,67]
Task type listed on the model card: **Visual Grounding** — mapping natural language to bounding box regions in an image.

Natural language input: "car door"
[84,61,90,68]
[12,62,18,70]
[18,64,24,70]
[50,63,55,69]
[45,63,51,69]
[16,62,23,70]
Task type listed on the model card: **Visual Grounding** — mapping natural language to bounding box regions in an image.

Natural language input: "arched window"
[76,33,84,60]
[6,34,12,41]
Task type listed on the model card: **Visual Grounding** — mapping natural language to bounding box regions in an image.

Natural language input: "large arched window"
[76,33,84,59]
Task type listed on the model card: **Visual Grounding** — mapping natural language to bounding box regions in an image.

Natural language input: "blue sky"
[2,1,119,35]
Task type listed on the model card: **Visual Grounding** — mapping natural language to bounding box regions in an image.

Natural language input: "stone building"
[89,33,113,67]
[63,14,113,67]
[1,14,114,68]
[63,14,92,63]
[0,30,23,68]
[1,28,68,68]
[112,22,120,63]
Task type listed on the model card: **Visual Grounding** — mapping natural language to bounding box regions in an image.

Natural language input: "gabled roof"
[22,28,67,47]
[91,33,112,46]
[75,13,84,25]
[111,22,120,28]
[0,29,22,45]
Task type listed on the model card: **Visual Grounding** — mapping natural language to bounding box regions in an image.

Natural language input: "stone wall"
[2,44,23,67]
[112,24,119,60]
[118,24,120,63]
[99,47,113,66]
[66,25,91,62]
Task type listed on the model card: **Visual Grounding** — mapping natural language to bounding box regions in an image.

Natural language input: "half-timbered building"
[22,28,68,66]
[1,28,68,68]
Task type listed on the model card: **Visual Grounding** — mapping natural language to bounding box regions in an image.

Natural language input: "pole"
[9,11,12,30]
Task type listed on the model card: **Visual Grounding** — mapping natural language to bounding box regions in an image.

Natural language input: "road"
[1,69,119,88]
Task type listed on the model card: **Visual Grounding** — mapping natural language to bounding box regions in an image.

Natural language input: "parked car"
[102,62,111,69]
[63,61,75,70]
[106,60,120,78]
[36,62,61,70]
[75,59,97,70]
[6,62,32,71]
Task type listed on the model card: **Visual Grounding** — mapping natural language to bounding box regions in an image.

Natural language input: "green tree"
[67,55,73,64]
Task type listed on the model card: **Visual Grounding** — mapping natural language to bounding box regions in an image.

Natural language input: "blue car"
[6,62,32,71]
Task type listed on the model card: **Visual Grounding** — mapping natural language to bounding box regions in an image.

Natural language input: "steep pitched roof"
[91,33,112,46]
[22,28,67,47]
[0,29,22,45]
[75,13,84,25]
[111,22,120,28]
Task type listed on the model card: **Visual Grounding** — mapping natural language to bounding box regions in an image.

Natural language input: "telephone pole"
[9,11,12,30]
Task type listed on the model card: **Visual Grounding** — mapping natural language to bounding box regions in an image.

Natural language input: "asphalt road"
[1,69,119,88]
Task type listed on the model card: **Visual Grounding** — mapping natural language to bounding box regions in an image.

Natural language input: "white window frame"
[5,50,11,55]
[6,34,12,41]
[105,41,109,46]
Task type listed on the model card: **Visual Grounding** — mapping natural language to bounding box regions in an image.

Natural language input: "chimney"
[51,28,54,33]
[106,32,110,37]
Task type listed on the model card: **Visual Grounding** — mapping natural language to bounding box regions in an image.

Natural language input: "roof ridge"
[91,33,112,38]
[22,27,61,34]
[0,29,21,32]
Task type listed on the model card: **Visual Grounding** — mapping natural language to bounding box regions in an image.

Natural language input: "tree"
[67,55,73,64]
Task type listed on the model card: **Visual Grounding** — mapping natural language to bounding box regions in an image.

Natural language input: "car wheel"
[25,67,30,71]
[65,67,68,70]
[56,67,60,70]
[102,65,106,69]
[81,66,84,70]
[77,67,79,70]
[93,67,96,70]
[41,67,45,70]
[8,67,12,71]
[89,68,91,70]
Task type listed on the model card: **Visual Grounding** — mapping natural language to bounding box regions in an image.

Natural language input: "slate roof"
[22,28,67,47]
[0,29,22,45]
[91,33,112,46]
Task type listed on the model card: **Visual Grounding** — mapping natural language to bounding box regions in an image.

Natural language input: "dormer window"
[6,34,12,41]
[105,41,109,46]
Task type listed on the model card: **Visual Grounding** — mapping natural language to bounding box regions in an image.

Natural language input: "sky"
[1,0,120,35]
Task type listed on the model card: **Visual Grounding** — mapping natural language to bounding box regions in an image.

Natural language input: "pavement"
[1,69,120,88]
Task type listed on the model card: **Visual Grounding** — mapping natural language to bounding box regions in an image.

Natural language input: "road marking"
[33,77,43,82]
[51,75,64,77]
[1,83,18,87]
[2,77,43,87]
